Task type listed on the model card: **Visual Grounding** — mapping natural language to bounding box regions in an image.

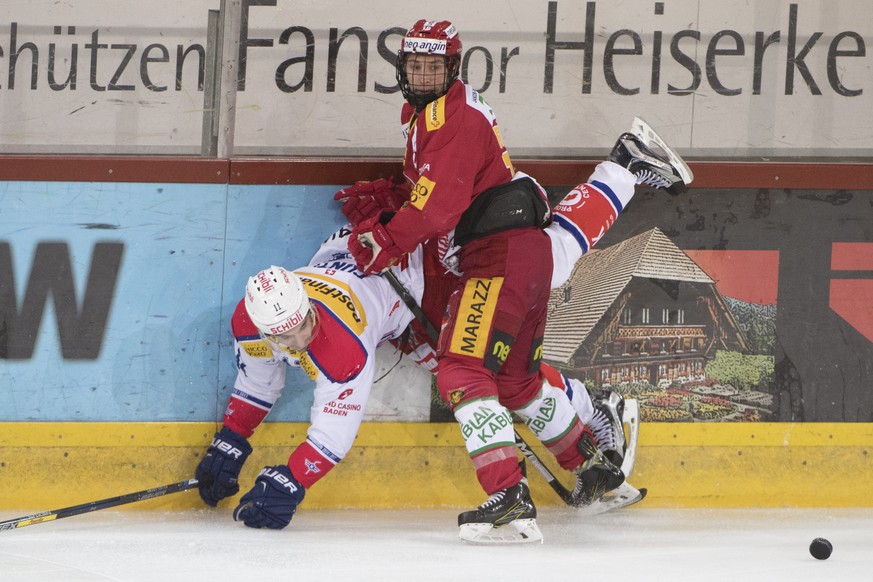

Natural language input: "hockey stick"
[0,478,199,532]
[382,270,583,506]
[512,429,574,504]
[383,269,440,343]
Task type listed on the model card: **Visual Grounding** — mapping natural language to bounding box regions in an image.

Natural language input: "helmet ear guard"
[244,266,310,336]
[395,19,462,109]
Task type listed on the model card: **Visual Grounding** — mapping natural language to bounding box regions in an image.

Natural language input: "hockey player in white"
[195,119,692,541]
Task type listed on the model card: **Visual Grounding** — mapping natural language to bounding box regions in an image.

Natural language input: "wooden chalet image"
[543,227,750,389]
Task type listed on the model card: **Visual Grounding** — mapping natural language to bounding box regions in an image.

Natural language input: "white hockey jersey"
[225,226,423,488]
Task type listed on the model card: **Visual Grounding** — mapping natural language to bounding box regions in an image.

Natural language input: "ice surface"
[1,507,871,581]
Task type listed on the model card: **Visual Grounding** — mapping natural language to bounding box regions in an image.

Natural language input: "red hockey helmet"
[396,20,462,110]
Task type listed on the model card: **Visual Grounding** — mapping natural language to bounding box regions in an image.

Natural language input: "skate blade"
[576,482,647,516]
[458,518,544,545]
[620,399,640,478]
[630,117,694,186]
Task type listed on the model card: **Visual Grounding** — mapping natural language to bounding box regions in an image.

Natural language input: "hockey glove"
[333,177,408,226]
[195,426,253,507]
[233,465,306,529]
[349,213,405,275]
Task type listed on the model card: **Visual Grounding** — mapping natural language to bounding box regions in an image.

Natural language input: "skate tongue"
[459,519,544,545]
[479,490,506,509]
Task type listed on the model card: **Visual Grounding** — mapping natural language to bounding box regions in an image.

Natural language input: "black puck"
[809,537,832,560]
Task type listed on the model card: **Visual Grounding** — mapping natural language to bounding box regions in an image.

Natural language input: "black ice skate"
[457,480,543,544]
[570,433,626,508]
[587,389,627,468]
[608,117,694,195]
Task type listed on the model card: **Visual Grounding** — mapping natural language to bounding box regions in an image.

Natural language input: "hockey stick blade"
[0,478,199,532]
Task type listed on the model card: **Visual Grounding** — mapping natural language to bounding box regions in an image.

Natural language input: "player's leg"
[436,230,551,543]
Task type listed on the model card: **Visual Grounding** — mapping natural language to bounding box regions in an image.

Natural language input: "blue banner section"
[0,181,345,421]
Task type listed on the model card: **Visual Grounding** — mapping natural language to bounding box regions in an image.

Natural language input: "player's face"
[404,54,448,95]
[264,310,318,351]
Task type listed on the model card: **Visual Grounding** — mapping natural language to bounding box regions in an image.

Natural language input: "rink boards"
[1,158,872,513]
[1,421,871,510]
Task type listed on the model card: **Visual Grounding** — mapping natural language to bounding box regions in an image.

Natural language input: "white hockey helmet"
[244,266,311,336]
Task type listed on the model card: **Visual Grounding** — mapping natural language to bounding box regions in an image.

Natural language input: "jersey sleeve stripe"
[553,214,591,254]
[230,388,273,411]
[590,179,624,213]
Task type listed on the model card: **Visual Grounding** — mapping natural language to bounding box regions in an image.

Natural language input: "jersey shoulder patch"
[306,304,368,383]
[413,82,467,146]
[231,298,272,358]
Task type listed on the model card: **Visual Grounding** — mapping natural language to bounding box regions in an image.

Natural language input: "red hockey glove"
[333,177,408,226]
[349,214,404,275]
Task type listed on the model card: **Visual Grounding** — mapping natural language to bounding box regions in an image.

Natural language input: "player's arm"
[350,115,477,273]
[233,318,376,529]
[195,301,286,507]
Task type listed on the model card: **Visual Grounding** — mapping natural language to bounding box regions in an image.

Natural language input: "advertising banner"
[1,0,871,157]
[542,185,873,423]
[1,178,870,423]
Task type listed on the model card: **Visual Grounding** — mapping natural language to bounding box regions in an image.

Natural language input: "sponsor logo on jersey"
[459,403,513,447]
[322,400,363,417]
[298,353,319,380]
[449,389,465,405]
[297,273,366,333]
[410,175,436,210]
[556,184,589,209]
[525,396,556,437]
[425,97,445,131]
[240,339,271,358]
[529,336,544,374]
[484,329,514,373]
[449,277,504,360]
[338,388,353,400]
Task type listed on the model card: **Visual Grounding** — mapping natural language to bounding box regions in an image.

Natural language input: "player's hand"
[333,177,408,225]
[195,426,253,506]
[233,465,306,529]
[349,214,404,275]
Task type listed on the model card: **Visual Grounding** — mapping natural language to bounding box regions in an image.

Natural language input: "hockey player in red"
[344,19,692,543]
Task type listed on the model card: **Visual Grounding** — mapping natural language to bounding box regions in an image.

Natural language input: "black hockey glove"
[195,426,253,507]
[233,465,306,529]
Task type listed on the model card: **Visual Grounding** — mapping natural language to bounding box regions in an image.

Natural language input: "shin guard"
[513,381,586,471]
[454,397,523,494]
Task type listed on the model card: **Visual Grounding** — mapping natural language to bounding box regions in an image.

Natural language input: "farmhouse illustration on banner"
[544,227,776,422]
